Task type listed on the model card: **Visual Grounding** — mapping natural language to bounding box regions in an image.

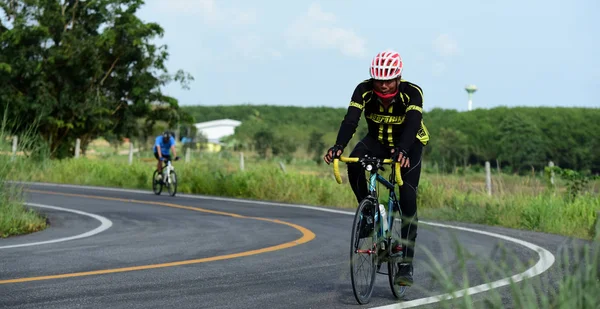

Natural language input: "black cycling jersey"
[335,79,430,153]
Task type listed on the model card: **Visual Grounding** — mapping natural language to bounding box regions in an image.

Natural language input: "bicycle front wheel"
[152,170,162,195]
[167,170,177,197]
[350,198,378,305]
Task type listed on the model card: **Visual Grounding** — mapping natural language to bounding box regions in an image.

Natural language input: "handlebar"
[161,156,180,162]
[333,156,403,186]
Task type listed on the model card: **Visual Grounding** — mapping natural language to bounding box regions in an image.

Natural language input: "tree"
[497,114,549,174]
[307,131,326,165]
[430,128,470,172]
[253,130,274,158]
[180,104,600,173]
[272,136,297,162]
[0,0,193,159]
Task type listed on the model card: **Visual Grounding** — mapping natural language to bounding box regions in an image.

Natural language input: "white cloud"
[285,3,367,58]
[307,3,336,23]
[231,34,282,60]
[433,34,460,57]
[431,34,459,77]
[151,0,255,26]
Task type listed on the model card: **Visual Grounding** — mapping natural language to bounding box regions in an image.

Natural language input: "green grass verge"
[6,154,600,240]
[0,189,48,238]
[0,126,48,238]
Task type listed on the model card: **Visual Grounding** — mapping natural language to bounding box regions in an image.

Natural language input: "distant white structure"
[193,119,242,144]
[465,84,478,111]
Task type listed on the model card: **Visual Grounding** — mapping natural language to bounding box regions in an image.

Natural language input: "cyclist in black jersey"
[323,50,430,286]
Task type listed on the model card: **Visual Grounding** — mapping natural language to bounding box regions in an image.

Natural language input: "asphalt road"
[0,183,586,309]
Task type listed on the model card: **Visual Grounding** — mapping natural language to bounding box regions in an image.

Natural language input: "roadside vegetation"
[7,150,599,240]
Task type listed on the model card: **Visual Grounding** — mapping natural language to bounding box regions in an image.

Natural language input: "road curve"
[0,183,581,309]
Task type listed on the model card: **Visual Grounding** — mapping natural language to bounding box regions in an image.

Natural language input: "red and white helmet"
[370,50,403,80]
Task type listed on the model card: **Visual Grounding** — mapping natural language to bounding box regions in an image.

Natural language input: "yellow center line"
[0,189,316,284]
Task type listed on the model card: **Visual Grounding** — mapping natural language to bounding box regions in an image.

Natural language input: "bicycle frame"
[332,155,403,242]
[162,160,174,184]
[367,169,399,241]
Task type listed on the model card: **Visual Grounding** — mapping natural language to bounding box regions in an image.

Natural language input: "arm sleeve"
[396,85,424,153]
[335,86,365,148]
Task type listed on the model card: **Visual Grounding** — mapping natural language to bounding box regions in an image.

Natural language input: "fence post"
[548,161,555,185]
[594,211,600,240]
[185,147,190,163]
[11,135,17,161]
[240,152,245,171]
[75,138,81,158]
[485,161,492,196]
[128,141,134,165]
[279,162,286,173]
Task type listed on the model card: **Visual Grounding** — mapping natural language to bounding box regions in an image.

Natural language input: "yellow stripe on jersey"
[406,105,423,113]
[350,101,364,110]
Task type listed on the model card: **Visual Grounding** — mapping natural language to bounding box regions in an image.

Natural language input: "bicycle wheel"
[387,202,408,299]
[152,170,162,195]
[167,170,177,197]
[350,198,378,305]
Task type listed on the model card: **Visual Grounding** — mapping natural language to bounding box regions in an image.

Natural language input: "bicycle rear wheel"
[167,170,177,197]
[350,198,378,305]
[387,203,408,299]
[152,170,162,195]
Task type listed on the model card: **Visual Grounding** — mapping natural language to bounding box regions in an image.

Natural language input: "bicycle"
[333,155,407,305]
[152,157,179,197]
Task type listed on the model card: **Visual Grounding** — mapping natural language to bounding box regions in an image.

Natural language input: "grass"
[416,231,600,309]
[0,112,48,238]
[6,150,600,240]
[417,180,599,239]
[0,186,48,238]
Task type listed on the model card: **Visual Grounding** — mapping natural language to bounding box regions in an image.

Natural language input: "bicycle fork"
[162,162,172,185]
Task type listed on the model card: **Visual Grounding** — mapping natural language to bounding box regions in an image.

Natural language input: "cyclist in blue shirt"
[153,131,179,178]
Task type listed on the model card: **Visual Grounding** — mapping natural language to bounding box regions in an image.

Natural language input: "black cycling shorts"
[154,152,171,161]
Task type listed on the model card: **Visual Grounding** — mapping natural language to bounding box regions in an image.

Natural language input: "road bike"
[152,157,179,197]
[333,155,407,304]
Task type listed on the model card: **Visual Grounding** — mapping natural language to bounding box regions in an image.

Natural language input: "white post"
[11,135,17,161]
[548,161,555,185]
[485,161,492,196]
[75,138,81,158]
[185,147,190,163]
[594,211,600,240]
[240,152,245,171]
[128,141,134,165]
[279,162,286,173]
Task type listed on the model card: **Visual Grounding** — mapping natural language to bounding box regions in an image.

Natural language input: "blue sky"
[137,0,599,111]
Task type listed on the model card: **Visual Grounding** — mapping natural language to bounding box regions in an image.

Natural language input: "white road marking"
[0,203,113,249]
